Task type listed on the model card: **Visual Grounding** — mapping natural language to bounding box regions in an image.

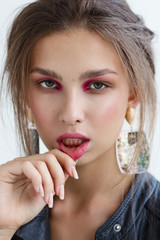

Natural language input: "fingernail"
[48,193,54,208]
[39,184,44,197]
[59,184,64,200]
[64,171,69,179]
[71,166,79,179]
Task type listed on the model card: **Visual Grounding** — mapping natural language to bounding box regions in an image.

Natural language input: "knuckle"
[35,160,46,169]
[22,160,32,169]
[51,149,59,155]
[22,161,42,183]
[45,153,56,164]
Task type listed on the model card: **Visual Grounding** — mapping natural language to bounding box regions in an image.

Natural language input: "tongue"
[58,141,89,161]
[63,142,82,148]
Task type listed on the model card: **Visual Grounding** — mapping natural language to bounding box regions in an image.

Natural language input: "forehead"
[30,28,127,80]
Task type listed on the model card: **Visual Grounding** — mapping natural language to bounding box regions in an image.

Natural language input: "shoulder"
[138,173,160,239]
[135,172,160,239]
[144,173,160,219]
[135,172,160,218]
[122,172,160,239]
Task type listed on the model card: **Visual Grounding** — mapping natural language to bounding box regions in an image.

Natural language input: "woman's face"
[28,28,134,165]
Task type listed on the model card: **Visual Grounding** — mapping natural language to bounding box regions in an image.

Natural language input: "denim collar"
[95,172,157,239]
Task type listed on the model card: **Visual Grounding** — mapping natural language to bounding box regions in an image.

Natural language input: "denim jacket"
[12,172,160,240]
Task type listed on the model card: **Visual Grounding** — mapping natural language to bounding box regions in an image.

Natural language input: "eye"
[85,81,111,91]
[89,82,107,90]
[40,80,59,89]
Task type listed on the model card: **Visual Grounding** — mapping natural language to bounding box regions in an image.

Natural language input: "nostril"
[58,100,85,125]
[59,115,84,125]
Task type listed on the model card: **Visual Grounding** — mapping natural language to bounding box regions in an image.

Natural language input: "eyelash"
[38,80,111,91]
[86,81,110,90]
[39,80,60,89]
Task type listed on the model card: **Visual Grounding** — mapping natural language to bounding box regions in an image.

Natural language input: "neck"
[65,144,135,205]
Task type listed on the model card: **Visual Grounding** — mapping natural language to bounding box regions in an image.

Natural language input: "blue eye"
[40,80,58,89]
[89,82,108,90]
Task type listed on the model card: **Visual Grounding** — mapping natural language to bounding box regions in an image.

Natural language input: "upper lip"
[57,132,90,143]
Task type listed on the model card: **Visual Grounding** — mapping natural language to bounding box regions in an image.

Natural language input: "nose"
[58,91,85,126]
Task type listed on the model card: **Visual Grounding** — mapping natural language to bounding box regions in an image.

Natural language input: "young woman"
[0,0,159,239]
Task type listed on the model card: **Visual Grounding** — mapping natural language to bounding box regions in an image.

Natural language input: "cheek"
[30,102,55,146]
[92,93,127,129]
[28,92,53,128]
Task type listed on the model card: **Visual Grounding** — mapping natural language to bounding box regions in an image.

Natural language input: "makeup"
[57,133,90,160]
[82,77,110,92]
[39,76,62,90]
[30,72,62,90]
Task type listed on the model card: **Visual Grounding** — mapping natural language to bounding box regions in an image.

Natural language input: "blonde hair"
[2,0,157,157]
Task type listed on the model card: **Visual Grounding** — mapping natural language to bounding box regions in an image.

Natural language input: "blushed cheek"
[95,96,126,129]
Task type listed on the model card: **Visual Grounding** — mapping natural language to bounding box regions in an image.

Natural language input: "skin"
[29,28,135,167]
[0,28,138,239]
[28,28,138,239]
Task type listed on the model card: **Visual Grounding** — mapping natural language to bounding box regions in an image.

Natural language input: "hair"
[2,0,157,162]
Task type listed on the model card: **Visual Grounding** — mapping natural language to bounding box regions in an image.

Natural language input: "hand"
[0,149,78,231]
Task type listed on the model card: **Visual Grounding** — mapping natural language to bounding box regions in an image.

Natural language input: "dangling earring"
[27,108,39,154]
[116,107,150,174]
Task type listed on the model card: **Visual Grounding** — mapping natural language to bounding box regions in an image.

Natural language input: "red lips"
[57,132,89,143]
[57,133,90,160]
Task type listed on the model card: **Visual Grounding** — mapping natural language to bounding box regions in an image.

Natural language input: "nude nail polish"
[59,184,64,200]
[39,184,44,197]
[71,166,79,179]
[48,193,54,208]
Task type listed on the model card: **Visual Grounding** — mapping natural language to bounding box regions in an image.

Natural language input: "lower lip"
[58,141,89,161]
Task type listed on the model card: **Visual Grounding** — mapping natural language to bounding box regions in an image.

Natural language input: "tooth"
[62,138,85,146]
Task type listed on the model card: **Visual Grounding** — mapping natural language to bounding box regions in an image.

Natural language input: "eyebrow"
[30,67,118,81]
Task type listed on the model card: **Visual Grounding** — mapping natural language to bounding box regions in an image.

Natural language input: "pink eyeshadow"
[40,76,62,90]
[82,77,104,91]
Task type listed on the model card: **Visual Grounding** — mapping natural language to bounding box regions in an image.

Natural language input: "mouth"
[61,138,87,148]
[57,133,90,160]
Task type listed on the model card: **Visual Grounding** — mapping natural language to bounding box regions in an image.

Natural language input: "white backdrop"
[0,0,160,179]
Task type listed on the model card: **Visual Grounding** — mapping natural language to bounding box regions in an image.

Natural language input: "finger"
[34,161,55,203]
[41,153,66,200]
[64,170,69,181]
[49,149,79,180]
[19,154,69,200]
[21,161,43,196]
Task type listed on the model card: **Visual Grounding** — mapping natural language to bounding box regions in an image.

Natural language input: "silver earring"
[116,108,150,174]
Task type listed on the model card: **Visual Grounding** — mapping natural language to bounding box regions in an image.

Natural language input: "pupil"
[46,81,54,87]
[94,82,103,89]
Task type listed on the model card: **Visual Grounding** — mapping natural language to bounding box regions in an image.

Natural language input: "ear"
[127,89,139,109]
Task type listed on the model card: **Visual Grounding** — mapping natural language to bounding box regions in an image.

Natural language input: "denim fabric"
[12,172,160,240]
